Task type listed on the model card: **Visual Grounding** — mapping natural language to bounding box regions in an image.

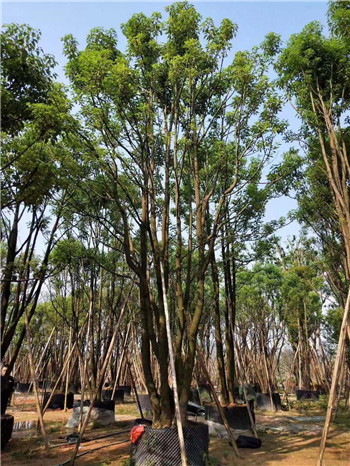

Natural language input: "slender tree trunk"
[317,288,350,466]
[211,249,229,403]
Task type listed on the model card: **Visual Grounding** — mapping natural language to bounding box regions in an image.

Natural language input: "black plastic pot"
[1,387,11,415]
[236,434,262,449]
[189,389,201,405]
[43,392,74,410]
[205,404,253,430]
[119,385,132,396]
[16,382,32,393]
[137,394,153,415]
[187,401,205,416]
[102,389,124,404]
[296,389,320,401]
[256,393,282,410]
[93,399,115,412]
[131,421,209,466]
[72,399,115,411]
[1,414,14,449]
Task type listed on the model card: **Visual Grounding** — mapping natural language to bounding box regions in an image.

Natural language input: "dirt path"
[210,428,349,465]
[2,395,349,465]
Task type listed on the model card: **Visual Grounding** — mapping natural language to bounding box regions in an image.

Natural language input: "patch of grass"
[289,397,328,413]
[116,403,139,417]
[49,426,61,433]
[334,408,350,429]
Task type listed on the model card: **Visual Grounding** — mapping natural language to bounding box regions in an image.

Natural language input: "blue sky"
[3,1,329,243]
[3,2,328,81]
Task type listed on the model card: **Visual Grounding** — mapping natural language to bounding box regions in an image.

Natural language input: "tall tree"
[276,9,350,284]
[1,25,75,365]
[62,2,284,425]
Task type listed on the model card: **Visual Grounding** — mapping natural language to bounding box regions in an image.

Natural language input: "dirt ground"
[2,394,349,465]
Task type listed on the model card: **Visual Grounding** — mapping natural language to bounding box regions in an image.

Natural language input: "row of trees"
[1,1,349,428]
[10,235,343,394]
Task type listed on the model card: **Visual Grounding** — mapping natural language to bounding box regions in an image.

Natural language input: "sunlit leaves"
[1,24,57,135]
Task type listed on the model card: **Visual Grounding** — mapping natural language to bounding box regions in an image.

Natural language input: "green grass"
[288,396,328,413]
[116,403,139,417]
[333,407,350,429]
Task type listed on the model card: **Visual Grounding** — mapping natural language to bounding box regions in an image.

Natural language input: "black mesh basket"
[131,421,209,466]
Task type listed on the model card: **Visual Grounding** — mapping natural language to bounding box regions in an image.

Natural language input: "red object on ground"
[130,425,145,444]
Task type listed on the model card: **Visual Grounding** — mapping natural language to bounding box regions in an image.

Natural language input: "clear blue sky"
[3,1,328,81]
[3,1,329,243]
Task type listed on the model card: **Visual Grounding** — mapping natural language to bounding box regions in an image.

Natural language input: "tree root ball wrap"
[131,421,209,466]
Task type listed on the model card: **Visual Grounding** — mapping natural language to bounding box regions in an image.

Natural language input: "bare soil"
[1,394,349,465]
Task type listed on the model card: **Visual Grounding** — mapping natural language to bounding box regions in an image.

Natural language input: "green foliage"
[237,262,283,324]
[275,1,350,307]
[2,81,74,208]
[328,0,350,45]
[166,1,201,55]
[276,19,350,128]
[324,305,343,344]
[280,238,324,346]
[4,2,349,423]
[1,24,56,135]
